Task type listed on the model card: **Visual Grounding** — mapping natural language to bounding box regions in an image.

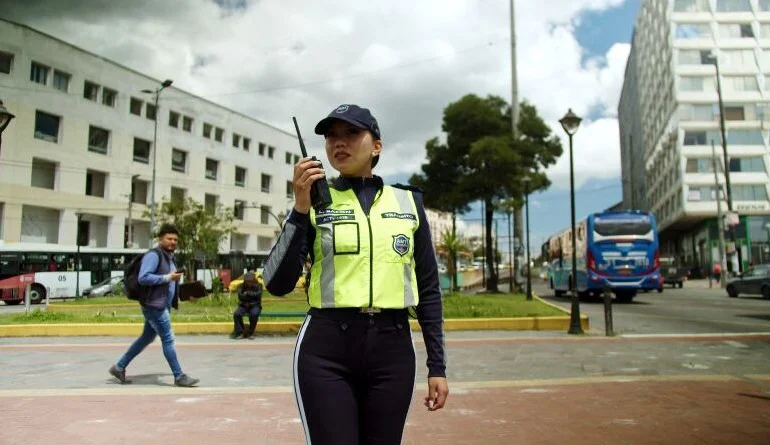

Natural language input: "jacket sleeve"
[411,192,447,378]
[263,210,312,296]
[138,250,167,286]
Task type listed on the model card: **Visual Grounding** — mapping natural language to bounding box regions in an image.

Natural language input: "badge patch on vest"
[381,212,416,220]
[392,234,410,256]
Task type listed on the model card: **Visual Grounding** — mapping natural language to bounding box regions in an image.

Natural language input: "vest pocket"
[332,222,360,255]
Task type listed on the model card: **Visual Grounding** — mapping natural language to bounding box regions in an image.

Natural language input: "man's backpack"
[123,248,163,302]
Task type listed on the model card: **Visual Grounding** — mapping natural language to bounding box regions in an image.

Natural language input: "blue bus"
[547,210,661,302]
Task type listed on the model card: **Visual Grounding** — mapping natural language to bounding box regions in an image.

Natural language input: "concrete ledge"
[0,314,589,337]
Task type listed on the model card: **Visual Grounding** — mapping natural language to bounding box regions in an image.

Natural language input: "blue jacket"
[138,248,179,310]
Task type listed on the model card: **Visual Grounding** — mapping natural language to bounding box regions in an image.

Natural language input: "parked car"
[82,276,124,297]
[726,265,770,299]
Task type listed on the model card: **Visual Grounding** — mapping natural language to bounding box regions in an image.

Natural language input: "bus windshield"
[593,218,652,237]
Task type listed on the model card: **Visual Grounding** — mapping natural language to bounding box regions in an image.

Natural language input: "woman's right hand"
[293,157,326,214]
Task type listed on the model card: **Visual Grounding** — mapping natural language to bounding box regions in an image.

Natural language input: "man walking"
[109,224,199,387]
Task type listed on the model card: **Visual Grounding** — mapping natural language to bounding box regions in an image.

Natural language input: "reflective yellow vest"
[308,185,420,309]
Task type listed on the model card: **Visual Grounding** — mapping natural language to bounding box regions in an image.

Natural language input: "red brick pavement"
[2,379,769,445]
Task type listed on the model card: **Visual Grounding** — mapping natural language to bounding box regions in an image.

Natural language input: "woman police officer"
[263,104,448,444]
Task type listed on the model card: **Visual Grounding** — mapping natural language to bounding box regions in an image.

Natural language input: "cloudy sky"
[2,0,641,253]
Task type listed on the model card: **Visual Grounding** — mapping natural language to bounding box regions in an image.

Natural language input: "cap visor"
[314,116,369,135]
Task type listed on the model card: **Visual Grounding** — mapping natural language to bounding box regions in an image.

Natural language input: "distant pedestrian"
[230,271,263,339]
[108,224,199,387]
[713,262,722,283]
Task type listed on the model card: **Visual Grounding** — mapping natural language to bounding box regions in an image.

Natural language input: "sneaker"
[109,364,131,384]
[174,374,200,387]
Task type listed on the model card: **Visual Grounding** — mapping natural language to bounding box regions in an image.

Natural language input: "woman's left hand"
[424,377,449,411]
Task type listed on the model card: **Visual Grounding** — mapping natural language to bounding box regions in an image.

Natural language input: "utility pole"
[711,140,728,289]
[126,174,139,248]
[75,212,83,298]
[142,79,173,240]
[510,0,523,292]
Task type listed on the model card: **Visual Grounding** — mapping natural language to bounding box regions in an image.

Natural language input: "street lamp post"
[705,53,741,274]
[142,79,173,239]
[559,108,584,335]
[126,174,140,248]
[75,212,84,298]
[523,176,532,301]
[0,100,16,159]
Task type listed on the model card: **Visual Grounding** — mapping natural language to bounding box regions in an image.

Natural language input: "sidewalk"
[1,333,768,444]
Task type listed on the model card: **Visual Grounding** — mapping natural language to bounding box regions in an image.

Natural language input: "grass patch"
[0,291,563,324]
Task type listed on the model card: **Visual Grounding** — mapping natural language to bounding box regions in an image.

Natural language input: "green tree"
[415,94,562,292]
[146,197,238,281]
[409,137,471,291]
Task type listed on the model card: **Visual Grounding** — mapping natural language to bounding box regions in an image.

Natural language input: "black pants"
[294,308,416,445]
[233,304,261,336]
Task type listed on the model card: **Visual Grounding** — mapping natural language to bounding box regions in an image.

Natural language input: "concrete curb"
[0,316,589,337]
[0,293,589,337]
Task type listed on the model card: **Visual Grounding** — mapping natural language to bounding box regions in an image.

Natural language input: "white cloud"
[4,0,632,188]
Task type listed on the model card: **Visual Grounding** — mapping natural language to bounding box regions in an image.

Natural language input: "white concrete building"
[619,0,770,274]
[0,18,300,254]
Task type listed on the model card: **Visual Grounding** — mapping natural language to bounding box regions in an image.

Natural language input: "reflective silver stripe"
[293,314,312,445]
[318,225,336,307]
[262,222,297,286]
[392,188,416,307]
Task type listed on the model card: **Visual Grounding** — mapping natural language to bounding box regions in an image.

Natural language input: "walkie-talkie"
[293,116,333,209]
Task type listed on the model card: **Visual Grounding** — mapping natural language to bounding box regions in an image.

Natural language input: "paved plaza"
[1,331,769,444]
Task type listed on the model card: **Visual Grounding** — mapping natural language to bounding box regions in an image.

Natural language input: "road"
[535,279,770,336]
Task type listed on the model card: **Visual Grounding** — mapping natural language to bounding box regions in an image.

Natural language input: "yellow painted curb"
[0,315,588,337]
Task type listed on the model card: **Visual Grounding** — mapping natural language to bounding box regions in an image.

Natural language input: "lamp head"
[559,108,582,136]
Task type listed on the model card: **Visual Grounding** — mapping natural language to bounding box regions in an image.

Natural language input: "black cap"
[314,104,381,139]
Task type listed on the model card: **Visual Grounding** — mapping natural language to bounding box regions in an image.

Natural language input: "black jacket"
[238,283,263,307]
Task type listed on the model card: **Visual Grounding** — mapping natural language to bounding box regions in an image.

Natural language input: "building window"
[133,138,151,163]
[685,158,716,173]
[261,174,271,193]
[260,206,272,225]
[234,200,245,220]
[30,158,57,189]
[34,111,60,143]
[733,185,769,201]
[677,50,713,65]
[679,104,717,121]
[286,180,294,198]
[171,149,187,173]
[205,194,218,214]
[676,23,712,39]
[294,155,300,164]
[205,158,219,180]
[729,157,766,172]
[232,133,241,148]
[83,81,99,101]
[723,105,746,120]
[53,70,70,92]
[102,88,117,107]
[243,137,251,151]
[722,49,755,66]
[285,152,293,164]
[716,0,751,12]
[0,51,12,74]
[182,116,193,132]
[146,103,157,121]
[683,130,722,146]
[85,170,107,197]
[761,0,770,11]
[169,111,180,128]
[171,187,186,204]
[130,97,143,116]
[679,76,704,92]
[268,146,275,159]
[674,0,709,11]
[718,23,754,38]
[214,127,224,142]
[259,142,266,156]
[726,76,758,92]
[30,62,49,85]
[88,126,110,154]
[727,129,763,144]
[235,166,246,187]
[203,123,212,138]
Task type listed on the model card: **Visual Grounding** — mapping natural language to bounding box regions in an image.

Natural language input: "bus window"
[53,254,69,271]
[0,253,20,277]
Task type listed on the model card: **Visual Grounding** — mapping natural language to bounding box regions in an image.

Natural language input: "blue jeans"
[117,306,183,379]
